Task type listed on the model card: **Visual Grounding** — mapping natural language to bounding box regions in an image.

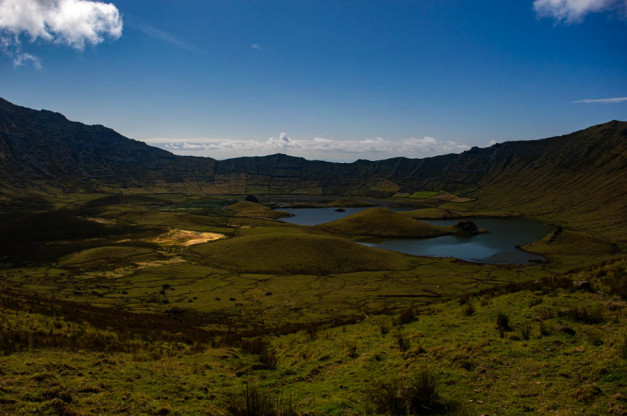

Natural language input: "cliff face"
[0,97,625,239]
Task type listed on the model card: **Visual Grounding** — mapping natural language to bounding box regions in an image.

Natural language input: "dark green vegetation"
[0,99,625,415]
[317,208,481,238]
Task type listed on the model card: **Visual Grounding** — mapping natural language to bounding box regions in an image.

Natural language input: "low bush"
[462,304,474,317]
[241,338,278,370]
[563,307,604,325]
[397,308,416,326]
[396,334,411,352]
[496,311,511,332]
[226,384,296,416]
[369,368,452,415]
[519,324,531,341]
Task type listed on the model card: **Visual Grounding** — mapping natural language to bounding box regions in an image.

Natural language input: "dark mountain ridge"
[0,98,625,240]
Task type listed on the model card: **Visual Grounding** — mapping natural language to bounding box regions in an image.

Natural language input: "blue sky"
[0,0,625,161]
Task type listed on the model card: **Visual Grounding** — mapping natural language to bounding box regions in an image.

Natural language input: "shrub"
[462,304,474,317]
[380,324,390,336]
[305,325,318,341]
[496,311,511,332]
[240,338,278,370]
[259,345,278,370]
[226,384,296,416]
[241,338,268,355]
[519,324,531,341]
[397,308,416,326]
[396,334,411,352]
[458,293,470,305]
[565,307,604,325]
[347,344,358,359]
[587,332,603,346]
[369,368,451,415]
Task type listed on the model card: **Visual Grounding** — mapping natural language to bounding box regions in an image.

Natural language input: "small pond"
[280,207,370,226]
[281,208,552,264]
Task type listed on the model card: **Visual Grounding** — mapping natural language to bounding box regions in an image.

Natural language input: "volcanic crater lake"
[280,207,552,264]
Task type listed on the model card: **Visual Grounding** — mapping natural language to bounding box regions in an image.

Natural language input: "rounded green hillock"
[191,231,413,274]
[317,207,453,238]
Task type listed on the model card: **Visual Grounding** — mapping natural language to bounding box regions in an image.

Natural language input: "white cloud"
[267,132,300,149]
[0,0,122,67]
[143,134,470,162]
[533,0,627,23]
[250,43,261,50]
[573,96,627,103]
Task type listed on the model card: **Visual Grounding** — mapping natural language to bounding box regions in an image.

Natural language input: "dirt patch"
[151,229,225,246]
[84,217,117,224]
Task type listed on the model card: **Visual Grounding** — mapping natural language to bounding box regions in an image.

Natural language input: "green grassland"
[227,201,292,220]
[316,208,473,239]
[409,191,439,199]
[0,192,624,415]
[0,259,624,415]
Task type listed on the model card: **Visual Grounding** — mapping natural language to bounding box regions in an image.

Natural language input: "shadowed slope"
[0,98,624,240]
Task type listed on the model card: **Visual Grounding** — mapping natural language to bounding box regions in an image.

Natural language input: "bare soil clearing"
[150,229,225,246]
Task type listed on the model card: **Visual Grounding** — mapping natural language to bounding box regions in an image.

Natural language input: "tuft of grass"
[241,338,278,370]
[347,344,358,359]
[397,308,416,326]
[619,333,627,359]
[369,368,452,415]
[562,307,605,325]
[396,333,411,352]
[496,311,511,332]
[518,324,531,341]
[259,346,278,370]
[226,384,296,416]
[462,304,475,317]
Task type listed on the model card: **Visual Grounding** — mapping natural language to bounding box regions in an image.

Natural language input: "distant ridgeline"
[0,97,626,239]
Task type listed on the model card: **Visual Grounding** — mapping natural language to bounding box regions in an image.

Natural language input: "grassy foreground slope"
[0,259,624,415]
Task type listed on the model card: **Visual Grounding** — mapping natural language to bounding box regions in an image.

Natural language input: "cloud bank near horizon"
[0,0,122,67]
[143,134,471,162]
[533,0,627,23]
